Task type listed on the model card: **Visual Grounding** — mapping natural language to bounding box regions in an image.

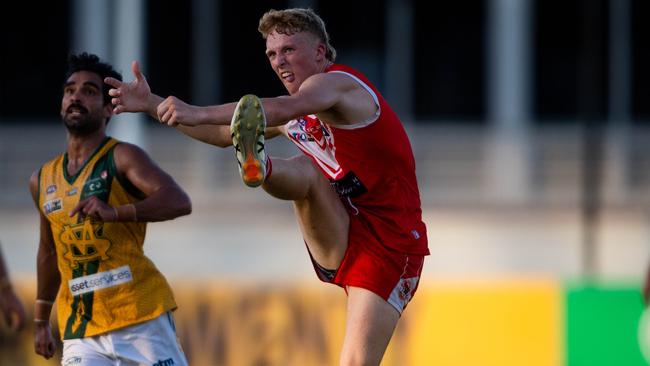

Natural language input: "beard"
[62,105,105,137]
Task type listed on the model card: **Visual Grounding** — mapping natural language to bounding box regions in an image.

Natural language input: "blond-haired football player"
[108,8,428,365]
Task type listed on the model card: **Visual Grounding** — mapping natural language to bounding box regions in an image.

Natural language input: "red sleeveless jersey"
[284,64,429,255]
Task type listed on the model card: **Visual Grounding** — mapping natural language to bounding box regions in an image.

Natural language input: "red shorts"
[308,214,425,314]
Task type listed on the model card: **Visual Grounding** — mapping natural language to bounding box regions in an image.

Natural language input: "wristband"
[116,203,137,222]
[34,299,54,321]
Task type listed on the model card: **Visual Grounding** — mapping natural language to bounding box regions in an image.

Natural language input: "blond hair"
[258,8,337,62]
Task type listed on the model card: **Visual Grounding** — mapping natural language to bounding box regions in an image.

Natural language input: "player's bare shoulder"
[111,142,159,175]
[306,72,376,126]
[113,141,147,160]
[304,71,359,94]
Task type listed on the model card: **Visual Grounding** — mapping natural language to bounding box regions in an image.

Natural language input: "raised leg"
[231,95,397,364]
[263,155,349,270]
[231,94,349,269]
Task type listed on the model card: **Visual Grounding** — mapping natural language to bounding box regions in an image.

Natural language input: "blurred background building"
[1,0,649,365]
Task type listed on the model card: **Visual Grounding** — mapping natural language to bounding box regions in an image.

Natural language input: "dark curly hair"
[64,52,122,105]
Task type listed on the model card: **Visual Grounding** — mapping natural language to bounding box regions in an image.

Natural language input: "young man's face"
[60,71,111,136]
[265,30,326,95]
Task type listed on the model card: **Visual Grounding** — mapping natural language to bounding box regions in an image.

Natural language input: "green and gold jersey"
[37,137,177,340]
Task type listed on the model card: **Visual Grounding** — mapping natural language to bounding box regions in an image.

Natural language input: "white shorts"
[61,312,188,366]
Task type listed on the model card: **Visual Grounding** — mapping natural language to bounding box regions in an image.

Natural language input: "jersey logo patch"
[287,117,342,179]
[60,220,112,269]
[46,184,57,195]
[68,265,132,295]
[43,198,62,215]
[330,171,367,198]
[83,177,107,195]
[295,117,333,151]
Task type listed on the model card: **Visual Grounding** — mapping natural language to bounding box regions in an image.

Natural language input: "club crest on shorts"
[388,276,420,312]
[398,278,412,302]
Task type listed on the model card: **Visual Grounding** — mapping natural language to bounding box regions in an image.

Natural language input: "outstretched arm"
[107,60,286,146]
[105,61,222,131]
[105,61,164,120]
[108,62,353,128]
[107,63,234,127]
[157,71,369,128]
[105,60,236,143]
[168,124,285,148]
[190,72,351,128]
